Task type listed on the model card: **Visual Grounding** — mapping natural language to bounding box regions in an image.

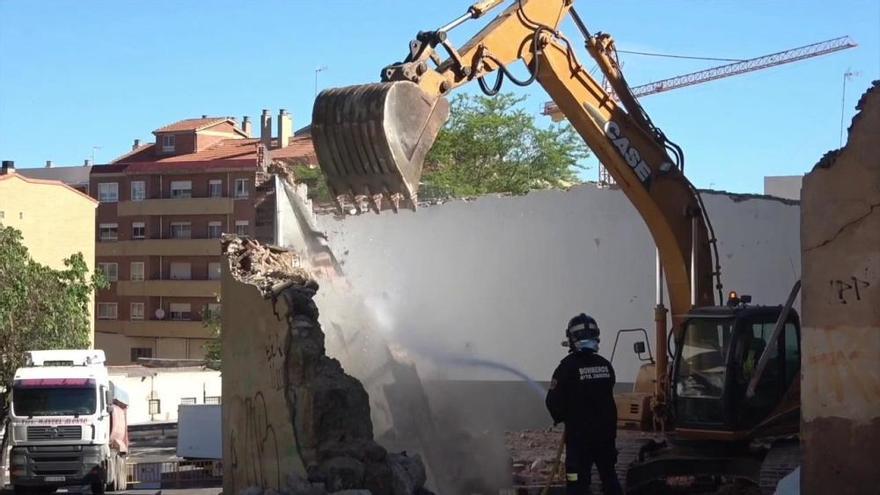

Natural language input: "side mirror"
[633,341,646,355]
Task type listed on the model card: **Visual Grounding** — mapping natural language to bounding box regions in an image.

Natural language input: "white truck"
[5,350,128,495]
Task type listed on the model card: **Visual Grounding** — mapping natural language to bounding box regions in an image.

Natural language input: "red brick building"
[90,111,315,364]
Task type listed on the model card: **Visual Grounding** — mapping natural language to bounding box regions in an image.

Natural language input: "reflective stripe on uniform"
[566,473,578,481]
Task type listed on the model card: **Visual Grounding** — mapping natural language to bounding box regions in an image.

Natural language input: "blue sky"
[1,0,877,193]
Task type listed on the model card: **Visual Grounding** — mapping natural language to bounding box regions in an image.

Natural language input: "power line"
[616,49,745,63]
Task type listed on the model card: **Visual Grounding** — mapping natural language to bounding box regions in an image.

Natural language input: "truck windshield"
[676,318,734,399]
[12,383,97,417]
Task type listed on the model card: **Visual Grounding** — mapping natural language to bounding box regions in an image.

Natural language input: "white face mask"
[574,338,599,352]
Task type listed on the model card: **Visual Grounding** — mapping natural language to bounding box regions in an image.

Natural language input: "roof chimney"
[132,139,141,151]
[260,109,272,148]
[84,159,92,167]
[201,114,208,119]
[242,116,252,137]
[45,160,53,168]
[1,160,15,175]
[277,109,293,149]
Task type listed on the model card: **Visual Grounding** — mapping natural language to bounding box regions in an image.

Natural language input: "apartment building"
[90,110,316,364]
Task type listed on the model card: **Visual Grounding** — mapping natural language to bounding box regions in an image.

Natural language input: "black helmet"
[566,314,600,352]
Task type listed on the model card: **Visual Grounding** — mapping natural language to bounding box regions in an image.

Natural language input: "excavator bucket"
[312,82,450,213]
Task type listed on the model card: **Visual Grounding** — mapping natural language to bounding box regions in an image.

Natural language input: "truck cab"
[7,350,128,495]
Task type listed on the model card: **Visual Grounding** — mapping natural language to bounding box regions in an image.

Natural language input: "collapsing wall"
[801,81,880,494]
[221,237,431,495]
[274,179,512,493]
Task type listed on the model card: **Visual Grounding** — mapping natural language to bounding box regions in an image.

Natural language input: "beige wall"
[801,83,880,494]
[221,266,306,494]
[0,173,98,345]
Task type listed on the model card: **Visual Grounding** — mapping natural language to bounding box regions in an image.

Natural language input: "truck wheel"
[13,485,30,495]
[91,481,105,495]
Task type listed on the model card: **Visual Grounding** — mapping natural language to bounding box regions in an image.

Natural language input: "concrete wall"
[0,172,98,344]
[107,367,221,424]
[764,175,803,201]
[800,83,880,494]
[221,265,305,494]
[316,184,801,387]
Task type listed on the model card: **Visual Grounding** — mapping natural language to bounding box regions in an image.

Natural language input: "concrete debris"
[223,234,312,297]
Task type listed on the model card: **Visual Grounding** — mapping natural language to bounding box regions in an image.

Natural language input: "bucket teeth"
[370,193,384,214]
[312,81,450,216]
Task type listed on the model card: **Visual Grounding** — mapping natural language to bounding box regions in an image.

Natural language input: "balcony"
[96,238,220,257]
[96,319,212,339]
[117,197,234,217]
[116,280,220,298]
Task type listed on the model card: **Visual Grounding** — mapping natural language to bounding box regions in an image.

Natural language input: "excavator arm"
[312,0,720,411]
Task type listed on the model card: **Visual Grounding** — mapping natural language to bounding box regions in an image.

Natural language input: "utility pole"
[840,70,860,147]
[315,66,328,97]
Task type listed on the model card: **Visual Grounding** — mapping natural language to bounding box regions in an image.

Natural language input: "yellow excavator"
[311,1,802,492]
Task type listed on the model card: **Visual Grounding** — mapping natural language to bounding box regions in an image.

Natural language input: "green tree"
[424,92,590,197]
[0,225,106,424]
[202,305,221,369]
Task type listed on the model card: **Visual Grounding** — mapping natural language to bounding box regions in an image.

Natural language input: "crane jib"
[603,121,675,189]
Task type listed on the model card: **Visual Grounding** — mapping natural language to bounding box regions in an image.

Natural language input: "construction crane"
[544,35,856,185]
[542,36,858,121]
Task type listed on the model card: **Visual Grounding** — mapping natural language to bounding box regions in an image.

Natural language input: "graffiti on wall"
[228,391,282,491]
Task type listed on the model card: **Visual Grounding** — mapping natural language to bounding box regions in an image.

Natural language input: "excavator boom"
[312,0,718,419]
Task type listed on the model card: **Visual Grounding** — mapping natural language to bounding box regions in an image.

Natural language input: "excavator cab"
[671,304,801,435]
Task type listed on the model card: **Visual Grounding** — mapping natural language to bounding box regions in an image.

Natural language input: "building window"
[169,303,192,321]
[208,262,221,280]
[148,398,161,415]
[99,223,118,241]
[132,222,146,240]
[98,262,118,282]
[98,183,119,203]
[180,397,197,405]
[131,347,153,362]
[169,262,192,280]
[209,180,223,198]
[205,303,221,319]
[170,222,191,239]
[97,303,118,320]
[131,261,145,282]
[204,396,221,405]
[162,134,176,153]
[235,220,249,236]
[131,181,146,201]
[0,211,4,219]
[130,302,145,320]
[208,221,222,239]
[170,180,192,199]
[234,179,249,199]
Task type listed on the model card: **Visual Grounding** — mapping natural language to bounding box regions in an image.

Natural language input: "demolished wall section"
[221,237,432,495]
[801,81,880,494]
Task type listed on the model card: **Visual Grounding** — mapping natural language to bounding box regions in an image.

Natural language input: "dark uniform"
[546,316,622,495]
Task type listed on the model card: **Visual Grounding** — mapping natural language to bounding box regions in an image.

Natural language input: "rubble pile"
[505,428,655,491]
[224,237,433,495]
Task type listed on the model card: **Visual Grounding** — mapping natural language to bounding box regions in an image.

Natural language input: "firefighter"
[546,314,622,495]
